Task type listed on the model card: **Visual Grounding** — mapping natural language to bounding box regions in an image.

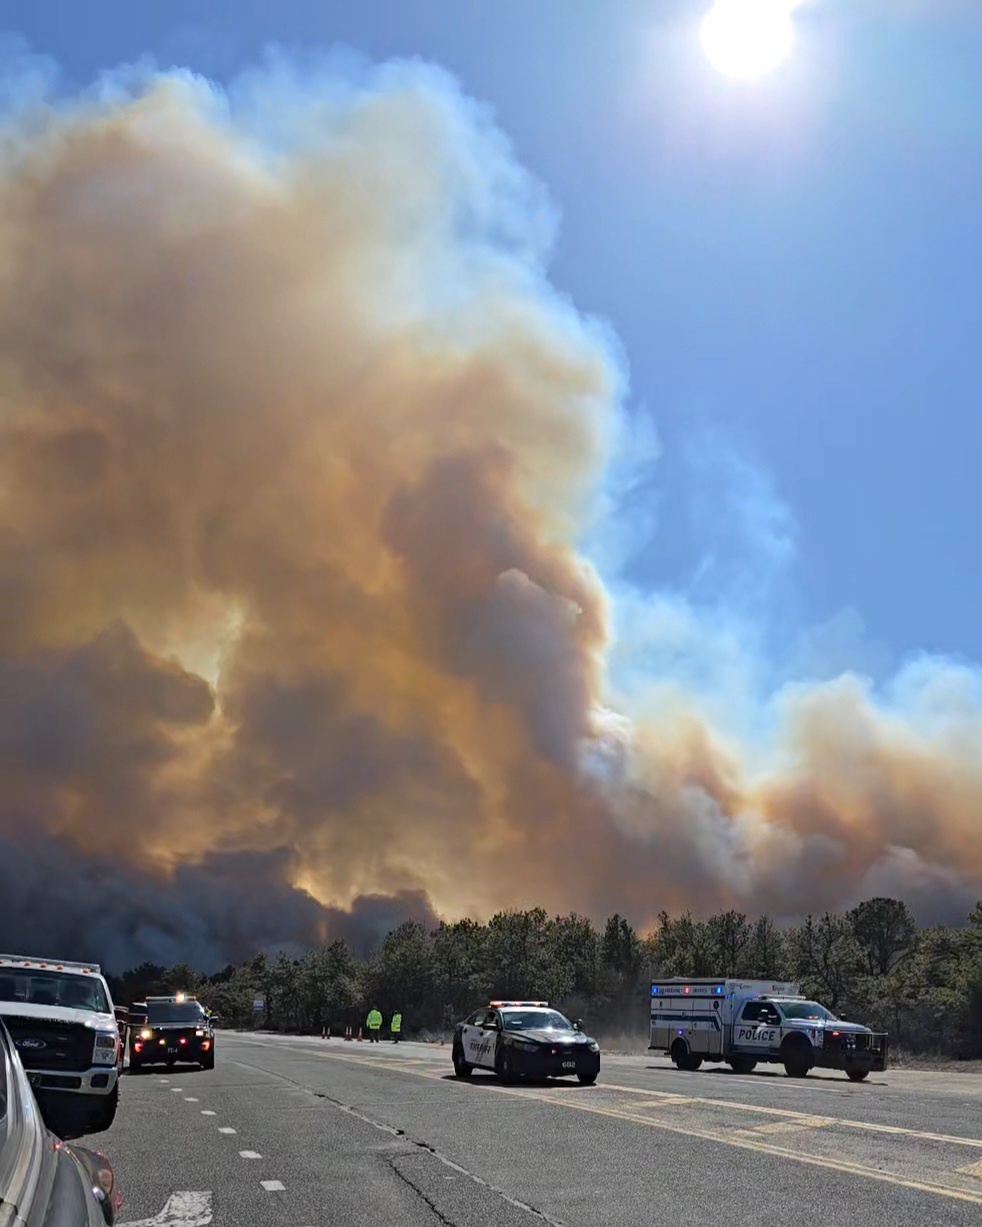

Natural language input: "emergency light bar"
[0,954,101,974]
[488,1000,549,1007]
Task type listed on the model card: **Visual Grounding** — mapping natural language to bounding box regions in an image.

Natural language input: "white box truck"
[649,977,888,1081]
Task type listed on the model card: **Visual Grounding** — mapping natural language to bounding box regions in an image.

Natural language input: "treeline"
[106,898,982,1059]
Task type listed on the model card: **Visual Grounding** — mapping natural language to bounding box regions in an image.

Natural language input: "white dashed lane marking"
[201,1110,216,1116]
[218,1127,237,1135]
[184,1097,199,1102]
[260,1180,285,1192]
[239,1150,262,1160]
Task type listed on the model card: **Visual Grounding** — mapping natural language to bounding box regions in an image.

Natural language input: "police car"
[128,993,216,1071]
[452,1001,600,1084]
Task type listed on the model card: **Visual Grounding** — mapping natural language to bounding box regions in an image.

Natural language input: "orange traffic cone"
[357,1026,363,1042]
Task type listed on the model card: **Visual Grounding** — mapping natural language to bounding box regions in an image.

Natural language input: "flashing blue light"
[716,986,723,995]
[651,986,659,995]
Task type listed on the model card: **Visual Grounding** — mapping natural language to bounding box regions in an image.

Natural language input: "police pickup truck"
[128,994,216,1070]
[0,954,123,1137]
[650,978,888,1081]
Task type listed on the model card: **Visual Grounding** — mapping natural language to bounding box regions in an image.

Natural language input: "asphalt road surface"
[102,1031,982,1227]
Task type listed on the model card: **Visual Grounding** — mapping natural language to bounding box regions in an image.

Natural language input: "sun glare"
[700,0,796,81]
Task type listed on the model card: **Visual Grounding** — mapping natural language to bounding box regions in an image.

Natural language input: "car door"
[461,1011,488,1065]
[734,1001,781,1051]
[475,1010,501,1069]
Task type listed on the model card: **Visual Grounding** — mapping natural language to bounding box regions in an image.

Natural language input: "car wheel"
[577,1071,597,1085]
[780,1036,812,1079]
[847,1069,869,1082]
[728,1057,757,1075]
[88,1083,120,1134]
[496,1049,517,1084]
[452,1043,472,1079]
[201,1050,216,1071]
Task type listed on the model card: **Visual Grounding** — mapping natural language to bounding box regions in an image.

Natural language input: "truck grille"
[5,1017,94,1071]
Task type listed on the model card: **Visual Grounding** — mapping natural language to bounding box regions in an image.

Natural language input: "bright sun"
[700,0,796,81]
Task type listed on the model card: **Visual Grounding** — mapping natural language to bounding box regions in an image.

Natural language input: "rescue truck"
[649,978,888,1081]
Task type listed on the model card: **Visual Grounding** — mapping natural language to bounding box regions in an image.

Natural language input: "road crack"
[311,1090,567,1226]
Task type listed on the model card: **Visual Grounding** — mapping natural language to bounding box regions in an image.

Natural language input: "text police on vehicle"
[452,1001,600,1085]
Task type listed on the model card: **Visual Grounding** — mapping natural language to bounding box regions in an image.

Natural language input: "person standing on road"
[390,1011,402,1043]
[366,1007,382,1042]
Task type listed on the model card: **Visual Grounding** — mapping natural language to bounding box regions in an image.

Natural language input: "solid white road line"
[260,1180,285,1191]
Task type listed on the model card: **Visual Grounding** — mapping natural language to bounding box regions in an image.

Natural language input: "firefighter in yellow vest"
[390,1011,402,1043]
[366,1007,382,1043]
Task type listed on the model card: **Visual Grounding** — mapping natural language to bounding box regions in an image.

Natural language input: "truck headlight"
[93,1031,118,1065]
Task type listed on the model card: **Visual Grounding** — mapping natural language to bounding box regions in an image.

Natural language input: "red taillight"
[179,1037,187,1045]
[202,1040,211,1050]
[134,1042,143,1052]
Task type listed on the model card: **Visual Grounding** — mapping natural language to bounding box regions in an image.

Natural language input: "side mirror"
[210,1014,221,1025]
[114,1006,129,1023]
[573,1019,583,1031]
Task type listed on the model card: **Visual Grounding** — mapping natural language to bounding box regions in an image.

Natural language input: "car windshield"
[502,1010,574,1031]
[0,968,109,1013]
[147,1001,205,1024]
[778,1001,836,1021]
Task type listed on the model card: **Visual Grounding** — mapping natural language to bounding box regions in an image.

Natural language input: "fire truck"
[649,978,888,1081]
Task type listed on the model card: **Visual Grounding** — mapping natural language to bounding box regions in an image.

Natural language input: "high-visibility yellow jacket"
[391,1013,402,1033]
[367,1009,383,1030]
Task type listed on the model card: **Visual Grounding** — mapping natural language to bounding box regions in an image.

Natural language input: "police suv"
[0,954,123,1137]
[650,978,888,1081]
[453,1001,600,1084]
[128,993,216,1070]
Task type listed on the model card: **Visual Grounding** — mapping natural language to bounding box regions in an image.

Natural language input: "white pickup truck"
[0,954,123,1136]
[649,977,888,1081]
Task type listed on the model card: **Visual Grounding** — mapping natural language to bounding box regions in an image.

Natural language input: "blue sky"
[6,0,981,674]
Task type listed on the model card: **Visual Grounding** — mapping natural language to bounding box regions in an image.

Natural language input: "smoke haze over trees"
[111,898,982,1060]
[2,46,982,965]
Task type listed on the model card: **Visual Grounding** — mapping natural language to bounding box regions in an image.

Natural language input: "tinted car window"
[146,1002,206,1024]
[502,1010,574,1031]
[0,969,109,1013]
[740,1002,763,1022]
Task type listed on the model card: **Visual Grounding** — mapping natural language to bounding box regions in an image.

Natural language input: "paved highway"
[103,1031,982,1227]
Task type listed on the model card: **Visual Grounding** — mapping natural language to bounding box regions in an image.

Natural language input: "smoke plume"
[1,48,979,969]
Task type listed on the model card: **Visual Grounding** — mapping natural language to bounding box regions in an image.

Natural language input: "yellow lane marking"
[598,1082,982,1150]
[631,1096,692,1108]
[731,1118,833,1139]
[230,1038,982,1207]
